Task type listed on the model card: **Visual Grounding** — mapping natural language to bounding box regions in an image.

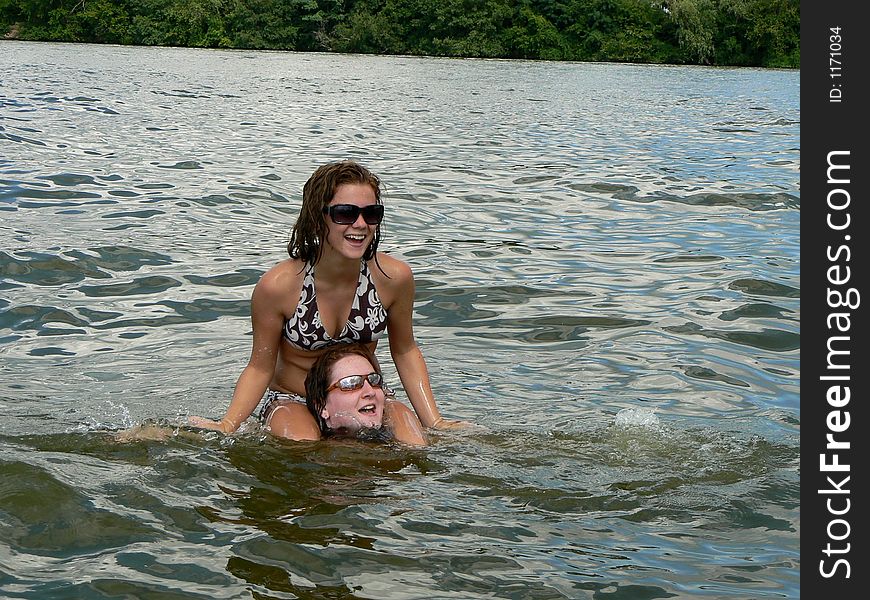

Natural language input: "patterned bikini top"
[283,260,388,351]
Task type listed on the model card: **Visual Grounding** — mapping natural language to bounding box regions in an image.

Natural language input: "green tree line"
[1,0,799,67]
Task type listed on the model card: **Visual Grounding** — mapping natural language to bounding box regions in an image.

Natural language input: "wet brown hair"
[287,161,383,265]
[305,343,382,433]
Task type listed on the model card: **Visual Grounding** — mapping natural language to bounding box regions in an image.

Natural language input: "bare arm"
[386,261,465,430]
[189,273,286,433]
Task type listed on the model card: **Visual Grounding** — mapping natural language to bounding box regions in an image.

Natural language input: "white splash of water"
[67,399,135,433]
[613,407,660,427]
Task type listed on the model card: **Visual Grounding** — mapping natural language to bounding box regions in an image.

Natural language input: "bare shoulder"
[371,253,414,290]
[258,259,304,289]
[385,399,428,446]
[386,399,415,418]
[253,259,306,307]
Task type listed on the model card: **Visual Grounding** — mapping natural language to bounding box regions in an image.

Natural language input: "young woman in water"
[190,160,461,440]
[302,343,427,445]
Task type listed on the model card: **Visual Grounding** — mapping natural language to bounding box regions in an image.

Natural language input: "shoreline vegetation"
[2,0,798,67]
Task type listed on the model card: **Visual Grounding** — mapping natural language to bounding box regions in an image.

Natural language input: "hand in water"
[430,417,476,431]
[187,415,230,433]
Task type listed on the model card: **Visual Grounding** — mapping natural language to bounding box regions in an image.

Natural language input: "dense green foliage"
[1,0,799,67]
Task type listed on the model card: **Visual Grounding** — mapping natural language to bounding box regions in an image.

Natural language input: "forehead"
[331,182,377,205]
[329,353,375,378]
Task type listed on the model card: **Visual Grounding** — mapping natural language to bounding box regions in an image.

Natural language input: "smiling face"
[289,161,383,264]
[324,183,379,260]
[320,354,386,432]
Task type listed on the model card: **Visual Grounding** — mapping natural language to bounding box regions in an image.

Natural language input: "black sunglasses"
[323,204,384,225]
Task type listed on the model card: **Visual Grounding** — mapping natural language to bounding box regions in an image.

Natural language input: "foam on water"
[613,406,661,428]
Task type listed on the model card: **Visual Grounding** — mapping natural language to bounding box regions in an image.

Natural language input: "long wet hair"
[305,343,383,434]
[287,161,383,265]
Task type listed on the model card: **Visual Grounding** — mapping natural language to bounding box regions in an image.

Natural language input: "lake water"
[1,41,799,599]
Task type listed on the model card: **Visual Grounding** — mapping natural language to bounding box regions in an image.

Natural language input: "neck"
[316,246,363,279]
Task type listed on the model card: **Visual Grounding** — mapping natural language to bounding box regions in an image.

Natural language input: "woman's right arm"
[189,274,286,433]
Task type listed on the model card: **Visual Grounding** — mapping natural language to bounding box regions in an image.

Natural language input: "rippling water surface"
[1,42,799,599]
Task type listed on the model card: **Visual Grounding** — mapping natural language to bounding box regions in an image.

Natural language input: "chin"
[347,242,371,256]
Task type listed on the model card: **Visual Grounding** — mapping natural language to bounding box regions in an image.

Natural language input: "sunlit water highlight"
[1,41,798,599]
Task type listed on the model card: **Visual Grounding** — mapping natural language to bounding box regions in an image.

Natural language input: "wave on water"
[568,183,799,211]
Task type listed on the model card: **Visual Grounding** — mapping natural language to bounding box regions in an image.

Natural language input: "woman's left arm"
[385,259,467,430]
